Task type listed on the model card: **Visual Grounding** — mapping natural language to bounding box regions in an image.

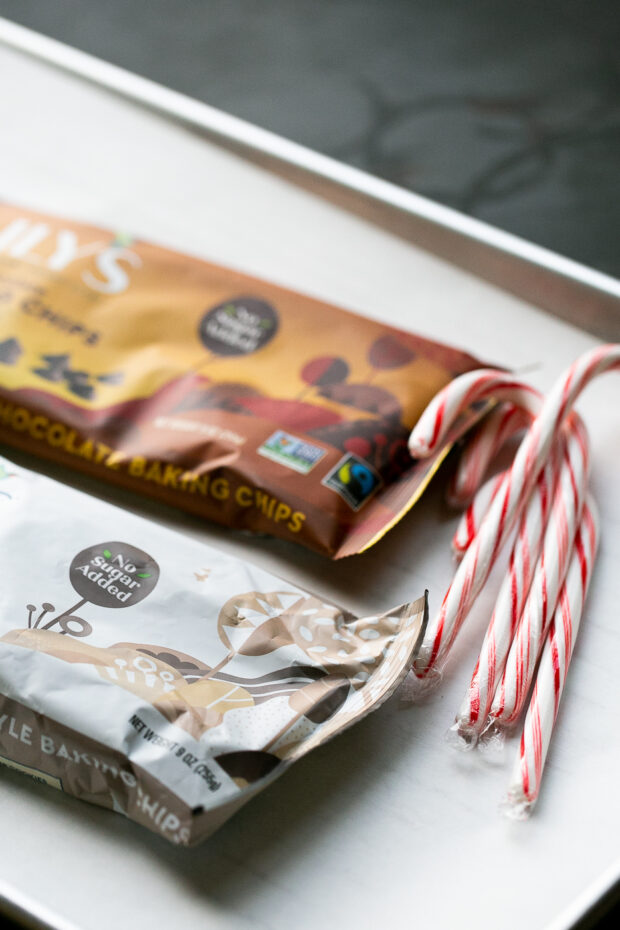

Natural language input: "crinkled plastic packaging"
[0,456,427,845]
[0,202,484,557]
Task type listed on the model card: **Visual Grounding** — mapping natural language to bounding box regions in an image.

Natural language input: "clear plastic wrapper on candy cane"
[0,454,427,846]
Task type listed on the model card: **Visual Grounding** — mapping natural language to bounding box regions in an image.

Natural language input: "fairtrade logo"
[198,297,278,357]
[322,454,382,511]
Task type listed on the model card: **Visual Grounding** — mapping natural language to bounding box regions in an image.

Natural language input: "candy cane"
[452,470,507,560]
[411,378,543,674]
[412,344,620,678]
[409,371,542,459]
[504,497,599,818]
[447,403,532,508]
[488,412,590,728]
[451,393,542,556]
[413,444,539,676]
[452,448,559,743]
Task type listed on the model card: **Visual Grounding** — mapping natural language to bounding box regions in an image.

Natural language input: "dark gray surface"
[1,0,619,278]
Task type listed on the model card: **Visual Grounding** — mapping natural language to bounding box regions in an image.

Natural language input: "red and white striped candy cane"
[504,497,599,818]
[411,374,544,675]
[409,371,541,460]
[489,412,590,728]
[451,399,541,557]
[452,448,559,743]
[447,403,532,508]
[412,345,619,678]
[452,470,507,560]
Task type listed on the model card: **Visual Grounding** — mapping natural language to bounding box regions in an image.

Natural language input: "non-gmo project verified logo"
[258,430,327,475]
[322,454,382,511]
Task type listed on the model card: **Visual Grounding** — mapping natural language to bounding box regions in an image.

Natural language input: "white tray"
[0,19,619,930]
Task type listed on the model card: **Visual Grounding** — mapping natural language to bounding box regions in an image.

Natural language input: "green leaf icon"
[137,572,151,578]
[103,549,112,559]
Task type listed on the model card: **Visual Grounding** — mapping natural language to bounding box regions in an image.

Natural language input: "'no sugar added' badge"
[70,542,160,608]
[25,542,160,641]
[198,297,279,357]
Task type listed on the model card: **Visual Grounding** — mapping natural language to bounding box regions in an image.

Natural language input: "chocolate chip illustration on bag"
[0,456,427,845]
[0,202,487,557]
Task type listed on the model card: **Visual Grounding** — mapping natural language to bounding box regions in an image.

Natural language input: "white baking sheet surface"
[0,40,618,930]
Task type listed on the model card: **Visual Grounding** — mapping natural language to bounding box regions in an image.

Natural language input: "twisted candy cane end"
[445,720,479,751]
[501,789,535,821]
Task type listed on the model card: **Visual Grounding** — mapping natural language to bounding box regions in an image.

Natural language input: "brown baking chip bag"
[0,202,483,556]
[0,455,426,845]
